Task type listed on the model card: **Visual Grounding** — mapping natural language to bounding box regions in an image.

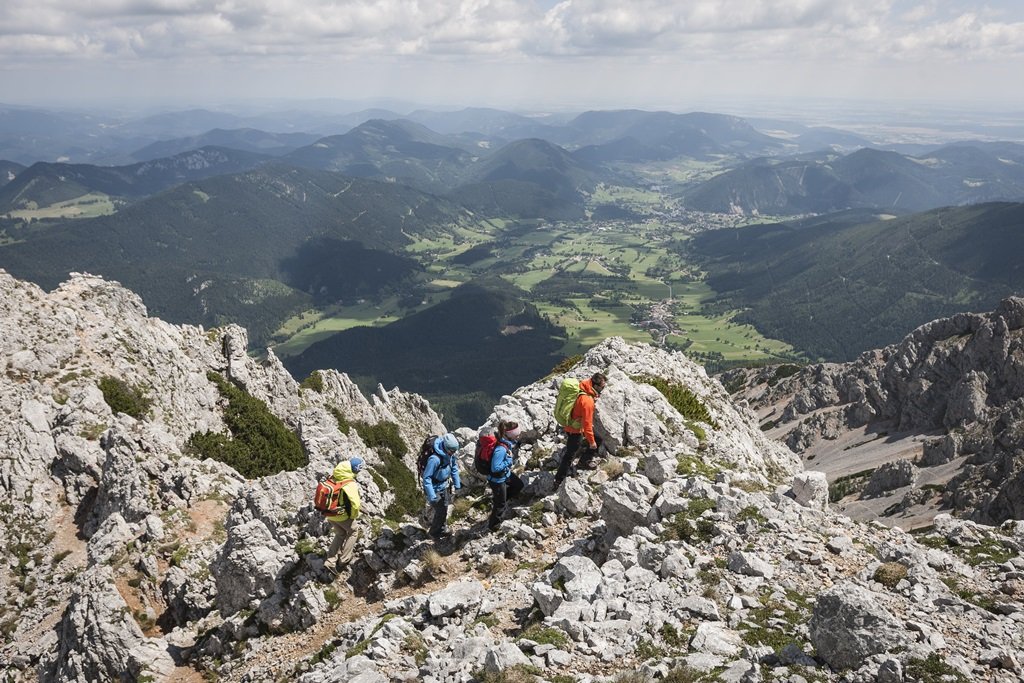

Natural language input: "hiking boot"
[430,530,453,541]
[578,459,599,471]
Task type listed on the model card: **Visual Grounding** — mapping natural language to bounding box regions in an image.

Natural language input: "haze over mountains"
[2,100,1024,424]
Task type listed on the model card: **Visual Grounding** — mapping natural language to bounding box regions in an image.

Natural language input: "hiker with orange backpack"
[554,372,607,487]
[487,420,526,532]
[316,457,364,570]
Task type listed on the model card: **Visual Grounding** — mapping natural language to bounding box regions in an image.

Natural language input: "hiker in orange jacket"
[325,457,363,569]
[555,372,607,485]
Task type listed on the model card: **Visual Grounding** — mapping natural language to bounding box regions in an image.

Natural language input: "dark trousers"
[429,487,452,537]
[555,433,601,483]
[488,473,524,530]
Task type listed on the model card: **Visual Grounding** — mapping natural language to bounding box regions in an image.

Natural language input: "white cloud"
[0,0,1022,106]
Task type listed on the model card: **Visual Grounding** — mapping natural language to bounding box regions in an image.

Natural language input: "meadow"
[271,188,799,367]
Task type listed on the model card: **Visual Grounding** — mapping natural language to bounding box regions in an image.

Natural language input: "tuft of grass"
[422,549,446,576]
[873,562,908,589]
[520,625,569,648]
[403,633,428,666]
[472,664,543,683]
[676,454,719,479]
[905,654,969,683]
[634,638,667,661]
[323,588,341,610]
[661,498,718,543]
[737,505,767,525]
[600,458,625,479]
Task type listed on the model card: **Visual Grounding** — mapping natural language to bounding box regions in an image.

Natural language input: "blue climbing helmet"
[349,456,364,473]
[440,433,459,455]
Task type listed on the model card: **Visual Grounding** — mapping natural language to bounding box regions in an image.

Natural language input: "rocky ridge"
[729,296,1024,527]
[0,270,1022,682]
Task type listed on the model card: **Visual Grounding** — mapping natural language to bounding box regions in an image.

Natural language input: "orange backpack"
[313,477,352,516]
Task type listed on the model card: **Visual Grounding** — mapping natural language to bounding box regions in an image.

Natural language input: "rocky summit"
[1,269,1023,683]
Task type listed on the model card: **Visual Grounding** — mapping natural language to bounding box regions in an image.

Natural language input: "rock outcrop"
[732,296,1024,526]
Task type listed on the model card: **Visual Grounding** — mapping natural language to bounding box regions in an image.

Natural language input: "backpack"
[416,435,438,483]
[313,477,353,516]
[553,377,584,430]
[474,426,498,476]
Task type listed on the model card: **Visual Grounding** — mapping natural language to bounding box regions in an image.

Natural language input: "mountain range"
[0,164,468,343]
[682,143,1024,214]
[689,201,1024,360]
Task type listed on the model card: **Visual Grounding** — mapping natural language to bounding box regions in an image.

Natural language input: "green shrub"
[548,354,583,376]
[295,538,318,556]
[300,372,325,393]
[329,407,351,435]
[634,638,667,661]
[98,376,152,419]
[351,420,420,521]
[186,372,306,478]
[827,468,875,503]
[634,375,719,430]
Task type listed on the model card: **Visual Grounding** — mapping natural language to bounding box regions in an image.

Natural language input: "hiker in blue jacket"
[488,420,526,532]
[422,433,462,540]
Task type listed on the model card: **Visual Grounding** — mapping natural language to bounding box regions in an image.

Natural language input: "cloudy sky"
[2,0,1023,111]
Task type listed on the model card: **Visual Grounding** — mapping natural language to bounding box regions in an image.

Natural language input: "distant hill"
[0,164,469,344]
[281,119,474,192]
[283,279,566,426]
[130,128,320,161]
[562,110,784,161]
[0,161,25,188]
[0,147,271,212]
[405,107,558,140]
[462,138,599,204]
[689,202,1024,360]
[683,145,1024,214]
[746,118,873,152]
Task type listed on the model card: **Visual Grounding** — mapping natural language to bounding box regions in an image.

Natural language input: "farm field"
[4,193,117,220]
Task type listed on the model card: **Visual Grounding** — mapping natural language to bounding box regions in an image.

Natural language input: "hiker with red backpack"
[554,372,607,487]
[421,433,462,540]
[487,420,526,532]
[315,456,364,570]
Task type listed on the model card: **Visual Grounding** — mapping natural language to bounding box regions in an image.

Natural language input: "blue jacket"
[422,438,461,502]
[489,438,515,484]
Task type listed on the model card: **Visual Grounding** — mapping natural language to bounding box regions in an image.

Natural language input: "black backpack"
[416,435,438,484]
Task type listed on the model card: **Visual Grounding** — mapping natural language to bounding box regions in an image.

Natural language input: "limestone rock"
[809,584,913,670]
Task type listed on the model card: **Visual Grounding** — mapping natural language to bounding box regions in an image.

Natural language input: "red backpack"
[474,426,498,476]
[313,477,352,516]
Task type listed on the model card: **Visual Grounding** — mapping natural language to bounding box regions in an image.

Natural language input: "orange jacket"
[564,378,599,447]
